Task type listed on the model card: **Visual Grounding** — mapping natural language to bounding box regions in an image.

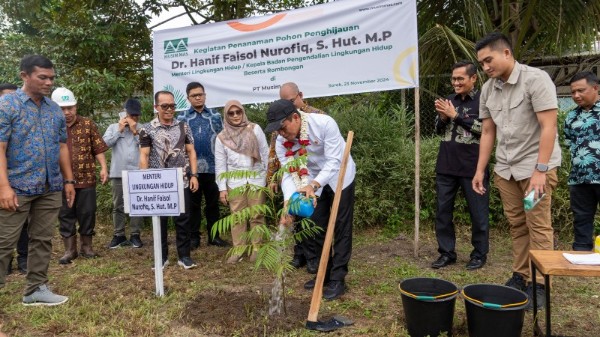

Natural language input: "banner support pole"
[414,87,420,258]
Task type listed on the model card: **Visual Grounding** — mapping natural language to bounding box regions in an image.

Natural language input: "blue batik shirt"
[564,99,600,185]
[0,89,67,195]
[177,106,223,174]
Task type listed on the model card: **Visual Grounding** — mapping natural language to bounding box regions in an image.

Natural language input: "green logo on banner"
[164,37,188,56]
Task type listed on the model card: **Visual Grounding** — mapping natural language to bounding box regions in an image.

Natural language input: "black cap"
[265,99,297,133]
[125,98,142,116]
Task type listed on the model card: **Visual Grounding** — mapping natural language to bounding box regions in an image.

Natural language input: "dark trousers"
[309,182,355,282]
[59,187,97,238]
[189,173,221,241]
[435,173,489,260]
[16,223,28,264]
[569,184,600,251]
[160,188,192,259]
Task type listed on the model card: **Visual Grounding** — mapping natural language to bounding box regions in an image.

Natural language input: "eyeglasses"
[451,77,467,83]
[289,93,299,103]
[189,93,206,99]
[227,109,243,117]
[158,104,176,110]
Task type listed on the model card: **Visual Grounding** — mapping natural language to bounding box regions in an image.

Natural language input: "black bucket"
[399,277,458,337]
[462,284,528,337]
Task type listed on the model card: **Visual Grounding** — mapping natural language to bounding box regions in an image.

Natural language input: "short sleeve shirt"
[0,89,67,196]
[68,115,109,188]
[479,62,561,180]
[564,100,600,185]
[139,118,194,188]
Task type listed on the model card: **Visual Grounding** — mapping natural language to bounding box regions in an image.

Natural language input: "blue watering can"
[288,192,315,218]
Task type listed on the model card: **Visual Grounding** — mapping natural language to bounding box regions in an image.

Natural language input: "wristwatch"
[190,173,199,178]
[535,163,549,172]
[310,182,319,192]
[63,180,76,185]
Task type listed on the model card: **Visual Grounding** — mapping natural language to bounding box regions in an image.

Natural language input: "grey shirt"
[479,62,561,181]
[103,122,140,178]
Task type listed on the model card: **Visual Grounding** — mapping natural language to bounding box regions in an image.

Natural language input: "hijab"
[218,100,261,163]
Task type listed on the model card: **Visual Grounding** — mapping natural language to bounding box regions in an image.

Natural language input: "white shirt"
[276,113,356,201]
[215,124,269,191]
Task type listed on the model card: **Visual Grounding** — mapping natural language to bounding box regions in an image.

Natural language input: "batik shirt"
[139,118,194,188]
[177,107,222,174]
[0,89,67,196]
[434,89,483,177]
[564,100,600,185]
[67,115,108,188]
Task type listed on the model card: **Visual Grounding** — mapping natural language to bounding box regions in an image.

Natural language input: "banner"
[153,0,418,108]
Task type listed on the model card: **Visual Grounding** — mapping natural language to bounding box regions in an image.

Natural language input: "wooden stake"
[307,131,354,323]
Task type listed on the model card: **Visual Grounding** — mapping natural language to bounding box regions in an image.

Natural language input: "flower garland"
[283,112,310,189]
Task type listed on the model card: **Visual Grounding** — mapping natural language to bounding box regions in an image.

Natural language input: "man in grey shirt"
[103,98,144,249]
[472,32,561,309]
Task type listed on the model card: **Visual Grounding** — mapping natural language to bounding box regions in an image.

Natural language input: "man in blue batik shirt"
[564,71,600,251]
[178,82,230,248]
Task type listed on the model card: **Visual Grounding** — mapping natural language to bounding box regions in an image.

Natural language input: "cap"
[51,87,77,107]
[124,98,142,116]
[264,99,297,133]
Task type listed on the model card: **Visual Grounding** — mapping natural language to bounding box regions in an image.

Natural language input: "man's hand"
[219,190,228,205]
[64,185,76,208]
[126,117,138,135]
[435,98,457,120]
[297,185,317,207]
[0,185,18,211]
[100,168,108,184]
[189,176,198,192]
[269,182,278,193]
[526,170,547,200]
[472,171,487,195]
[118,117,128,133]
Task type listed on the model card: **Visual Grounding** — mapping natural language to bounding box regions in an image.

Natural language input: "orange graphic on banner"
[227,13,287,32]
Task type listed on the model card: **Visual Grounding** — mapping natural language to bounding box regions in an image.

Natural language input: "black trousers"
[59,187,97,238]
[308,182,355,282]
[160,188,192,259]
[189,173,221,241]
[16,224,28,264]
[569,184,600,251]
[434,173,490,260]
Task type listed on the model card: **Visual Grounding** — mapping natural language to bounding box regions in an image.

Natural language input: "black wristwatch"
[63,180,76,185]
[190,173,199,178]
[310,183,319,192]
[535,163,549,172]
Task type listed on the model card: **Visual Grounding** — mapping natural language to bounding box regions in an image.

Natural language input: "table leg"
[532,260,542,336]
[545,274,551,337]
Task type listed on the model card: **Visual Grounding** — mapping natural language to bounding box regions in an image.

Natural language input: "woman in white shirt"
[215,100,270,263]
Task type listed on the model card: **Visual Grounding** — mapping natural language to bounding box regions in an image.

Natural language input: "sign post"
[122,168,185,296]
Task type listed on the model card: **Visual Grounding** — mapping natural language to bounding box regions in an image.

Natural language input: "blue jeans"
[569,184,600,251]
[435,173,490,260]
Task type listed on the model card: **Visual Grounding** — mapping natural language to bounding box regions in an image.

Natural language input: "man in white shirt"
[265,99,356,300]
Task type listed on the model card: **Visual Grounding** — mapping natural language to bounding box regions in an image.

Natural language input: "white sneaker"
[151,259,169,270]
[177,257,197,269]
[22,284,68,306]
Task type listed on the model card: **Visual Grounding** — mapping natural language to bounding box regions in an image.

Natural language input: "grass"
[1,222,599,336]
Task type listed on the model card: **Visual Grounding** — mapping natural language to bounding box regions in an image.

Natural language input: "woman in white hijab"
[215,100,270,263]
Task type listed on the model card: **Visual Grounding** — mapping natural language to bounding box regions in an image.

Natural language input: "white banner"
[152,0,418,108]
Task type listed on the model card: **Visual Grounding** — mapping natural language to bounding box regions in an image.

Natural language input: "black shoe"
[466,257,486,270]
[208,237,231,247]
[431,255,456,269]
[130,235,143,248]
[190,238,200,251]
[505,272,527,291]
[525,283,546,311]
[323,280,346,300]
[291,255,307,269]
[306,258,319,274]
[6,257,13,275]
[108,235,128,249]
[304,278,316,290]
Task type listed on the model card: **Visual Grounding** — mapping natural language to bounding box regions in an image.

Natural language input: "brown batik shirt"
[67,115,109,188]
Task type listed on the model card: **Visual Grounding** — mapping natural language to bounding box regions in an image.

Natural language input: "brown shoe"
[79,235,99,258]
[249,250,258,262]
[59,236,78,264]
[227,254,242,264]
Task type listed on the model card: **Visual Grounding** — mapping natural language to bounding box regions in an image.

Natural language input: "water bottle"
[594,235,600,253]
[523,190,545,212]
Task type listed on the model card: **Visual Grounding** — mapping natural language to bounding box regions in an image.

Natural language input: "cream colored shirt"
[479,62,561,181]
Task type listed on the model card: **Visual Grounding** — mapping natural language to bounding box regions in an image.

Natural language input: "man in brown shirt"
[51,87,108,263]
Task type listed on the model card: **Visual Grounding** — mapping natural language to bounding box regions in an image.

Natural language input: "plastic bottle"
[594,235,600,253]
[523,190,545,212]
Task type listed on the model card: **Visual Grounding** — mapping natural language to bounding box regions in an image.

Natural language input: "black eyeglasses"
[227,109,243,116]
[189,93,205,99]
[158,104,176,110]
[289,93,299,103]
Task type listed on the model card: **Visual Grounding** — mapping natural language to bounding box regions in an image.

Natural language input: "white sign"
[152,0,418,107]
[123,168,185,216]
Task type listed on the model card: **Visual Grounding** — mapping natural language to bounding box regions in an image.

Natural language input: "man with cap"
[265,99,356,300]
[103,98,145,249]
[51,87,109,264]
